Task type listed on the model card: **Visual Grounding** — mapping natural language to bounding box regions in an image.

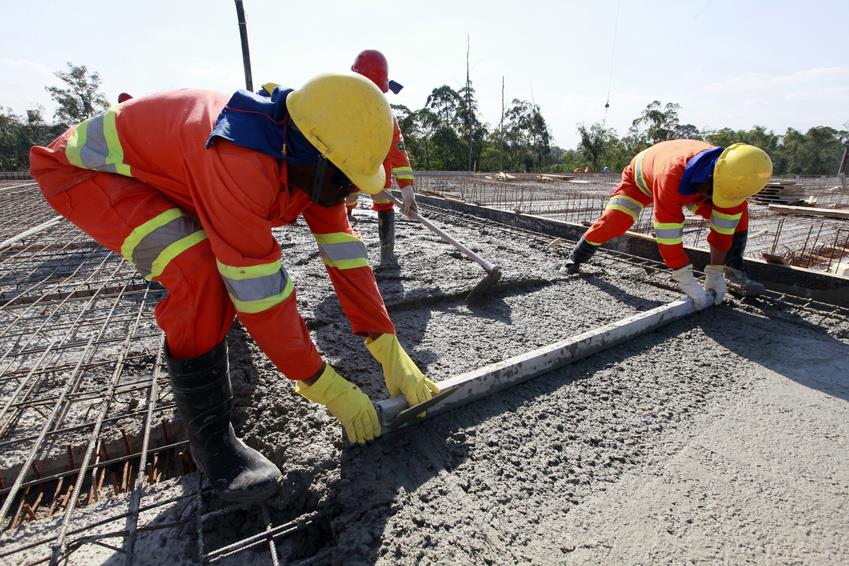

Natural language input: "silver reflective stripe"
[132,216,203,274]
[710,214,739,230]
[79,114,112,171]
[221,269,290,302]
[318,240,368,263]
[655,227,683,239]
[609,197,643,213]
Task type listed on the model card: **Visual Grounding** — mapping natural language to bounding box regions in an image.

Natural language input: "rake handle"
[382,192,498,274]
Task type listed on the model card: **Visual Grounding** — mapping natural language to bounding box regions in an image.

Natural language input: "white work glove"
[703,264,726,305]
[670,265,710,309]
[400,185,417,216]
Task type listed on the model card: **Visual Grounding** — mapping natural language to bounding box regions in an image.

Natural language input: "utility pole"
[234,0,253,91]
[466,35,473,172]
[499,76,505,172]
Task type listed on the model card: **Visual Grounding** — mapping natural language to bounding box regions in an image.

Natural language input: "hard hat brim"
[351,165,387,195]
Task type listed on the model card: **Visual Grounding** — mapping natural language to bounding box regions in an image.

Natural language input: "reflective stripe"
[216,259,294,314]
[120,209,206,279]
[654,221,684,245]
[584,238,603,246]
[314,232,369,269]
[633,150,651,197]
[605,195,644,222]
[393,166,414,180]
[65,107,131,176]
[710,209,742,235]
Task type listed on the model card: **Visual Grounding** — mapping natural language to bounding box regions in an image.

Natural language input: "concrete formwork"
[1,182,848,564]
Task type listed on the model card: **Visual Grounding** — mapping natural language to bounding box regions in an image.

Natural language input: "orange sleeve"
[652,172,690,270]
[706,201,746,252]
[301,200,395,337]
[387,115,414,188]
[193,140,322,380]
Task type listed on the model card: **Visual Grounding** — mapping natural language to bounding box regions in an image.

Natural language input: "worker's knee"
[155,242,234,358]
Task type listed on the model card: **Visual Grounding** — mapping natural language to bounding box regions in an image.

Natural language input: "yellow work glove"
[295,364,380,444]
[365,334,440,407]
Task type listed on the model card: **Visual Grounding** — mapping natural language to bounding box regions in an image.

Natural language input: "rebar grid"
[0,183,58,242]
[2,182,847,565]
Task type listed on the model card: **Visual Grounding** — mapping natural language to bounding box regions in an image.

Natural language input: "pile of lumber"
[752,181,808,204]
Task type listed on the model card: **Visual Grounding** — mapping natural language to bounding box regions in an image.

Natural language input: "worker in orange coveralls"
[348,49,416,269]
[564,140,773,307]
[29,74,439,503]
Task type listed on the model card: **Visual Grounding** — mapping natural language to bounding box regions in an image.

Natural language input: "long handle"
[382,192,498,274]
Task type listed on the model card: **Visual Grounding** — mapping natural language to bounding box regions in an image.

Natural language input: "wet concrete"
[5,203,849,564]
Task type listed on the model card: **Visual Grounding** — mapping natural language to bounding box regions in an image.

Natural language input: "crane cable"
[603,0,621,124]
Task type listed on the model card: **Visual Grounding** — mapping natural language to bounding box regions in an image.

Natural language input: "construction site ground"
[1,180,848,564]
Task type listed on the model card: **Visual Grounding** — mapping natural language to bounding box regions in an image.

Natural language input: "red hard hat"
[118,92,133,103]
[351,50,389,93]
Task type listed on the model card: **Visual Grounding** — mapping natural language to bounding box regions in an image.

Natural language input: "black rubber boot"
[724,231,766,295]
[166,340,281,502]
[377,209,398,268]
[563,236,598,274]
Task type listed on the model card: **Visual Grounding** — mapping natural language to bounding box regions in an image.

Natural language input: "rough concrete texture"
[5,201,849,564]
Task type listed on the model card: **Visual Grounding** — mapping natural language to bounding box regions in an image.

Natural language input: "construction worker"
[348,49,416,269]
[29,73,438,503]
[565,140,772,305]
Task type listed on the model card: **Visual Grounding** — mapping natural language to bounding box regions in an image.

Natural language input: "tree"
[45,62,109,127]
[629,100,686,146]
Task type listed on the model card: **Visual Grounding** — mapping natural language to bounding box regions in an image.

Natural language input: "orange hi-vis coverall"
[345,113,414,212]
[583,139,748,270]
[29,89,395,380]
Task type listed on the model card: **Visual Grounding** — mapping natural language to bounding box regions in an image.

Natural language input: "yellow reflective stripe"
[607,204,639,222]
[710,224,736,235]
[120,209,185,262]
[103,109,131,176]
[65,122,87,168]
[709,209,742,235]
[314,232,359,245]
[711,210,742,221]
[654,221,685,245]
[216,259,283,280]
[321,256,370,269]
[584,238,603,246]
[147,231,207,280]
[230,277,294,314]
[393,166,414,179]
[633,150,651,197]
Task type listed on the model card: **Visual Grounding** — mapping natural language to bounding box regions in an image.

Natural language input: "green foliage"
[0,106,64,171]
[45,62,109,127]
[704,124,847,176]
[1,65,845,177]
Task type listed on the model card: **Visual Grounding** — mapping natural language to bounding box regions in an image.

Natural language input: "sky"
[1,0,847,149]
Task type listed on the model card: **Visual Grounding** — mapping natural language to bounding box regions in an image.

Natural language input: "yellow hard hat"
[286,73,392,195]
[712,143,773,208]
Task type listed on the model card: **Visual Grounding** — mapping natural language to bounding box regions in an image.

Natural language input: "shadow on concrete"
[700,306,849,403]
[583,273,668,311]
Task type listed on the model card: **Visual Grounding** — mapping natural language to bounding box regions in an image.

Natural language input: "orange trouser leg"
[583,180,653,245]
[36,170,234,360]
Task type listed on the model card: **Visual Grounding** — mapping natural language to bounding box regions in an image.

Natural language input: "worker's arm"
[652,190,690,270]
[193,140,323,381]
[302,201,437,407]
[388,115,416,214]
[706,201,745,263]
[301,200,395,336]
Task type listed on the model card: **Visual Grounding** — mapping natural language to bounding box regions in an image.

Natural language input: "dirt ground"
[3,198,849,564]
